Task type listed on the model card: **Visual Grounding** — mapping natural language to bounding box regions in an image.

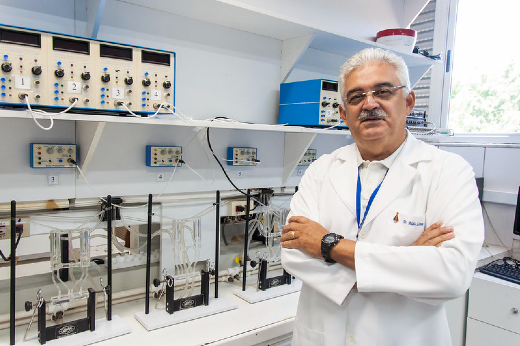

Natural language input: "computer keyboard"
[479,262,520,285]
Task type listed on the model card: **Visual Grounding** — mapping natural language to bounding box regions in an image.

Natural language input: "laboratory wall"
[0,1,519,339]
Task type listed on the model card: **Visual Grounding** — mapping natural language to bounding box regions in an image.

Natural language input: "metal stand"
[27,288,96,345]
[10,200,16,345]
[168,270,209,314]
[106,195,113,321]
[214,190,220,298]
[58,233,69,282]
[242,189,251,291]
[145,194,153,314]
[154,270,211,314]
[258,259,292,291]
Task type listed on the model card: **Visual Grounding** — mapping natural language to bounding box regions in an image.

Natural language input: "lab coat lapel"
[362,134,431,228]
[329,145,358,218]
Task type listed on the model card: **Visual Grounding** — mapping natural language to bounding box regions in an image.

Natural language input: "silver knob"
[513,308,519,314]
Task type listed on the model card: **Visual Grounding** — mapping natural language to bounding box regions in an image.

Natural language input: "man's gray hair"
[338,48,411,107]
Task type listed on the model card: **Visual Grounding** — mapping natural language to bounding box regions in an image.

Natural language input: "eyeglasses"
[344,85,406,106]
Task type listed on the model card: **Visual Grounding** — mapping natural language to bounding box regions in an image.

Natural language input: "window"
[448,0,520,133]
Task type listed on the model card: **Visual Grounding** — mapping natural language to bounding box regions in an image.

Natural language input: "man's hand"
[413,221,454,247]
[280,216,329,258]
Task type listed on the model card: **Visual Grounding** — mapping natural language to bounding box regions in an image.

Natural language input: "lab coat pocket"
[293,320,325,346]
[386,209,425,246]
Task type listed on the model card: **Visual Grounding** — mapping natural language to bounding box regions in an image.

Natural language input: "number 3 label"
[112,87,124,100]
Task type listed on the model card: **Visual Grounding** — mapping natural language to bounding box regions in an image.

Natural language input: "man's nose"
[362,92,379,109]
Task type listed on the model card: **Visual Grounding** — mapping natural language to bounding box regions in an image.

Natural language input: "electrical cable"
[0,230,21,262]
[206,127,249,197]
[25,95,78,130]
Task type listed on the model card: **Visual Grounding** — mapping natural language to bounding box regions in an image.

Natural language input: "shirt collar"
[355,132,408,169]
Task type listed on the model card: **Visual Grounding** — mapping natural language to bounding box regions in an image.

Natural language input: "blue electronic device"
[30,143,77,168]
[146,145,182,167]
[278,79,345,127]
[227,147,258,166]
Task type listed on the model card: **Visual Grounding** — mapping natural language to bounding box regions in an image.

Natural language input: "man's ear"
[406,90,416,114]
[339,105,347,125]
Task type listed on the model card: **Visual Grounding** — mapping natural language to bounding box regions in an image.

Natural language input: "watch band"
[321,233,344,263]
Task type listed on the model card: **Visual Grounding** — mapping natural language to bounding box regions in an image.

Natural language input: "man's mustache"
[358,109,388,122]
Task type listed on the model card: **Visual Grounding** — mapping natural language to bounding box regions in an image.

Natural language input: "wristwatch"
[321,233,344,263]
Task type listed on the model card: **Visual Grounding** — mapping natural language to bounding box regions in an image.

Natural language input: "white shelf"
[0,108,350,185]
[0,108,350,135]
[107,0,438,85]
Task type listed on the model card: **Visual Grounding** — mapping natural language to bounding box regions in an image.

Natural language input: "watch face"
[324,234,335,244]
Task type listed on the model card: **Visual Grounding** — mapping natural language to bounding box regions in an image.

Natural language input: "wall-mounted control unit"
[30,143,77,168]
[227,147,258,166]
[146,145,182,167]
[0,217,30,239]
[298,149,317,166]
[0,24,175,115]
[278,79,345,127]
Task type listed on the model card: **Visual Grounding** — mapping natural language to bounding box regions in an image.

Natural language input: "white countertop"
[1,280,300,346]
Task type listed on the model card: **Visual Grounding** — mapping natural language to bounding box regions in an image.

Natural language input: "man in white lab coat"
[280,48,484,346]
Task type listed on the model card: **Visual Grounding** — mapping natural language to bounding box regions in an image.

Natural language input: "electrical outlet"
[228,200,254,216]
[0,217,30,239]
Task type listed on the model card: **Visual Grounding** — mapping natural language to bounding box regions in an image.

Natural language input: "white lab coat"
[282,133,484,346]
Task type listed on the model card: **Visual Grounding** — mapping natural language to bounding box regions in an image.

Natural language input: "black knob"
[321,101,330,107]
[142,78,151,87]
[31,65,42,75]
[124,77,133,85]
[163,80,171,89]
[101,74,110,83]
[250,260,257,268]
[153,278,161,287]
[54,68,64,78]
[332,102,339,108]
[1,62,12,72]
[25,301,32,312]
[81,72,91,80]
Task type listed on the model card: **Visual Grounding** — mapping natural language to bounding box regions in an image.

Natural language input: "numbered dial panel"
[146,145,182,167]
[227,147,258,166]
[0,25,175,115]
[298,149,317,166]
[318,80,343,126]
[30,143,77,168]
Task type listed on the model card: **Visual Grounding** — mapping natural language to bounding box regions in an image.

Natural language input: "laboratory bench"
[0,278,299,346]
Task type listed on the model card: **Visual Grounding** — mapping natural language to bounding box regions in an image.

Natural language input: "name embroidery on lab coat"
[402,220,424,227]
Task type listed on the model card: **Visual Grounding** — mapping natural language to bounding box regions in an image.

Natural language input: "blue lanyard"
[356,166,388,235]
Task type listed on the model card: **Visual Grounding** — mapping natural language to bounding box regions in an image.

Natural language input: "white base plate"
[233,279,302,303]
[134,297,238,331]
[11,315,131,346]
